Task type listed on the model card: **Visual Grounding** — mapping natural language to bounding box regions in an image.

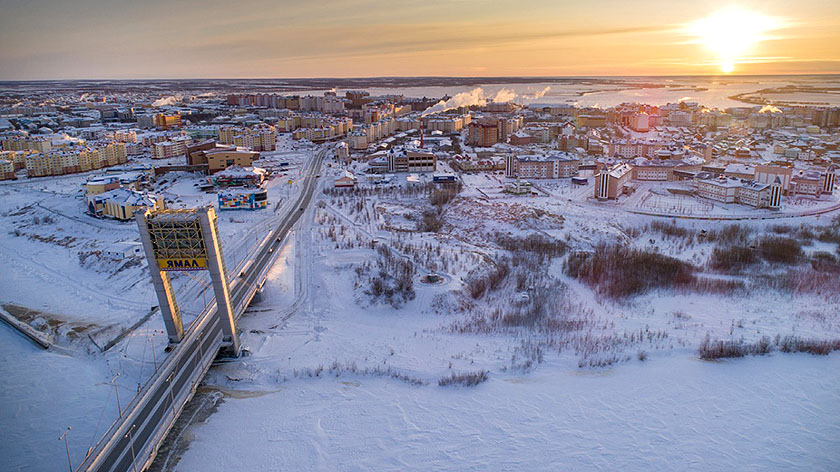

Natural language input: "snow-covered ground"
[3,141,840,470]
[178,355,840,471]
[0,140,316,471]
[165,165,840,471]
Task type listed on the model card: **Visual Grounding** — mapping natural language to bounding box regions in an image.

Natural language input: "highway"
[78,146,326,472]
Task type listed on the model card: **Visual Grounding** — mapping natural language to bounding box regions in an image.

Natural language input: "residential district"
[2,89,839,221]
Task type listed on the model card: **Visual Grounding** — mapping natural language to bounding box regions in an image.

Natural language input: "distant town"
[2,86,839,221]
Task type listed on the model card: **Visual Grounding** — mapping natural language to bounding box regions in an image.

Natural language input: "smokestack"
[420,117,424,149]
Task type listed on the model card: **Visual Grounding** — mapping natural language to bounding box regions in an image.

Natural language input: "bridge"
[78,147,326,472]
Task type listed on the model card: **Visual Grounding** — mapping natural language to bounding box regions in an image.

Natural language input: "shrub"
[777,336,840,355]
[709,244,757,271]
[816,227,840,244]
[757,268,840,295]
[757,235,803,264]
[465,276,487,299]
[704,224,752,244]
[430,182,462,207]
[810,252,840,273]
[496,233,567,258]
[418,209,444,233]
[564,244,695,298]
[648,220,693,239]
[487,261,511,291]
[438,370,489,387]
[698,335,772,360]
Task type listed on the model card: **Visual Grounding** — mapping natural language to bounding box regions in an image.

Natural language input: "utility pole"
[59,427,72,472]
[111,373,122,417]
[126,424,138,472]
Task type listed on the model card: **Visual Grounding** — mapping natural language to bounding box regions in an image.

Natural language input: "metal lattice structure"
[144,209,208,264]
[137,206,238,351]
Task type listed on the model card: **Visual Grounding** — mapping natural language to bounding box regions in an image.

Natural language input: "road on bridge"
[79,145,328,472]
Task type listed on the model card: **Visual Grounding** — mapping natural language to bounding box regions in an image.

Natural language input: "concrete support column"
[198,208,240,355]
[136,212,184,343]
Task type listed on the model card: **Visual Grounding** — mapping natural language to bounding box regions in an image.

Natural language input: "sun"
[685,7,783,74]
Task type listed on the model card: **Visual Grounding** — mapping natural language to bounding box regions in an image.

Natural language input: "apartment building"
[505,153,580,179]
[299,94,346,114]
[468,121,499,147]
[25,143,127,177]
[152,136,191,159]
[0,150,31,169]
[113,130,138,143]
[0,159,15,180]
[2,136,52,153]
[218,126,277,151]
[369,147,436,173]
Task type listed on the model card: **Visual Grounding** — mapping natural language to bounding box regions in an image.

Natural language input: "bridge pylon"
[136,206,240,355]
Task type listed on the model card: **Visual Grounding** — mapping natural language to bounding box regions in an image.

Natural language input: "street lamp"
[58,427,72,472]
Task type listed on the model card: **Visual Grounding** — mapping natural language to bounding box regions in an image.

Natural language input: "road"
[78,146,326,472]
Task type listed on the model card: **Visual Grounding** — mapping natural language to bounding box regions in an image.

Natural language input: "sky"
[0,0,838,80]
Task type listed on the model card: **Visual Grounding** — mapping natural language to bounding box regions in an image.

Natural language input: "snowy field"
[3,131,840,470]
[167,165,840,471]
[178,355,840,471]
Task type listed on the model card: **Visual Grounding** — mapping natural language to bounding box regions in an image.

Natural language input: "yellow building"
[0,150,31,170]
[2,137,52,153]
[154,113,182,130]
[24,152,62,177]
[218,126,277,151]
[206,148,259,174]
[0,159,15,180]
[91,188,164,220]
[113,130,138,143]
[84,176,121,204]
[23,143,128,178]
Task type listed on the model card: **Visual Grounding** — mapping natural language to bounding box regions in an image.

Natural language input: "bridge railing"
[78,300,222,472]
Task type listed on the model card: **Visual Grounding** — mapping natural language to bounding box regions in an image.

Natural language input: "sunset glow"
[685,7,785,74]
[0,1,836,80]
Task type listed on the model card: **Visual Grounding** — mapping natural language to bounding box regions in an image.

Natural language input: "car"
[299,207,304,211]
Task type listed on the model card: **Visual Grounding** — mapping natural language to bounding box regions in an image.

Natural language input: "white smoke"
[421,88,488,116]
[678,96,692,102]
[492,88,517,103]
[759,104,782,114]
[152,95,180,107]
[527,86,551,100]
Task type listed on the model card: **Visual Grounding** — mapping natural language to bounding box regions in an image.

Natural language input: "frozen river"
[288,75,840,110]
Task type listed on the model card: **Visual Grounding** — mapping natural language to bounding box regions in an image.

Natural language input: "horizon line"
[2,73,840,84]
